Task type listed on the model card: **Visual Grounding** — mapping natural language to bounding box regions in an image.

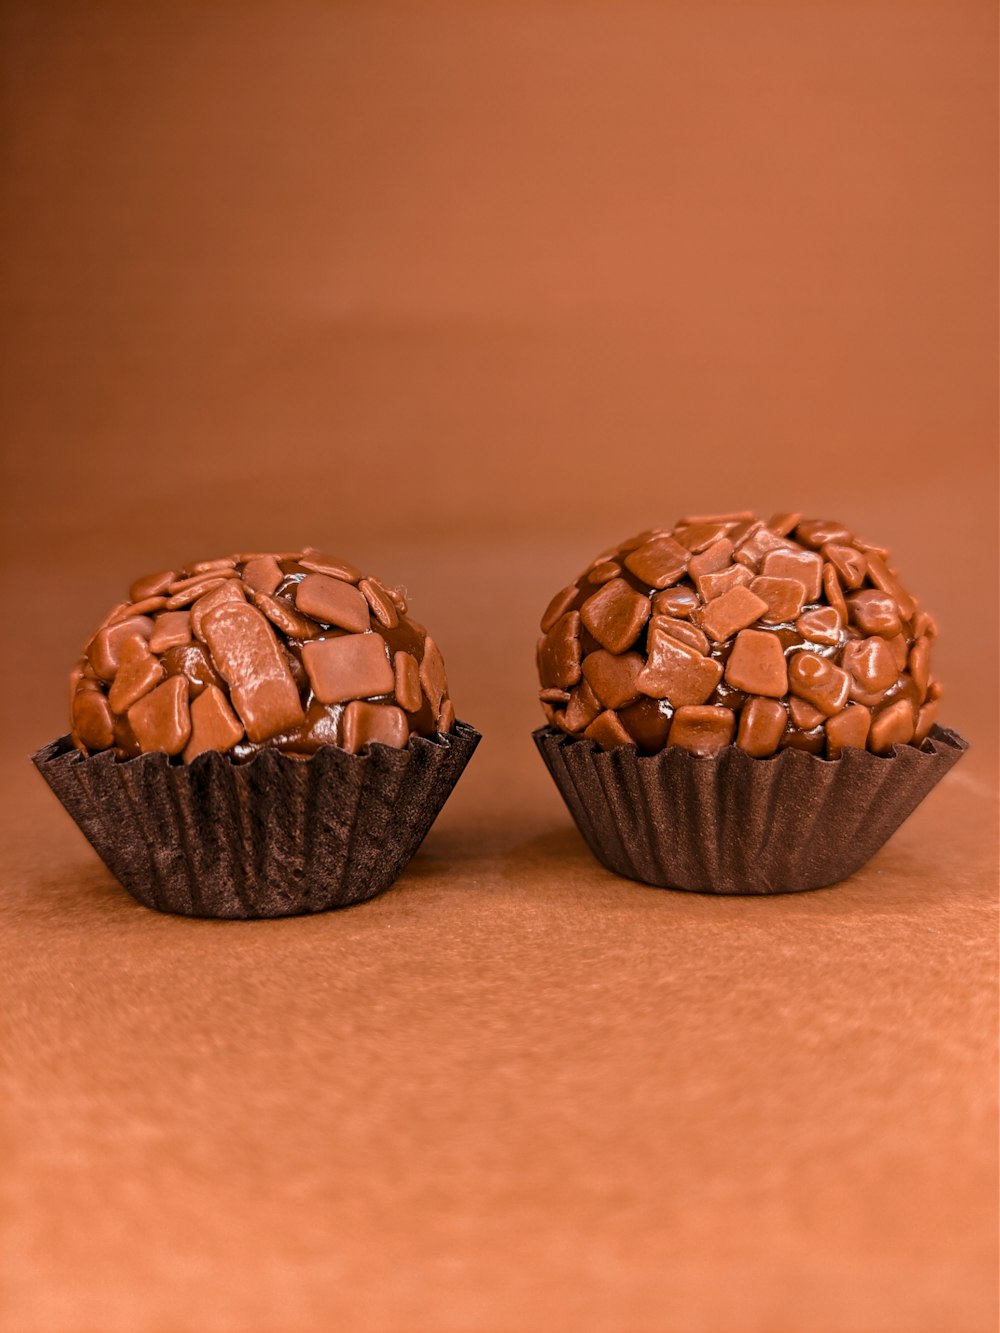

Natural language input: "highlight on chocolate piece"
[69,549,457,761]
[537,514,944,760]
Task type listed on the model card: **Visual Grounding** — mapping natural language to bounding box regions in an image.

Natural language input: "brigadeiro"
[534,512,967,894]
[33,549,479,917]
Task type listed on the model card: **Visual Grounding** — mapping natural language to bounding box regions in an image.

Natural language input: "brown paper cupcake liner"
[33,721,480,918]
[534,724,968,895]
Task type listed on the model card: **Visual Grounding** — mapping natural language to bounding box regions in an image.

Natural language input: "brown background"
[2,3,997,1331]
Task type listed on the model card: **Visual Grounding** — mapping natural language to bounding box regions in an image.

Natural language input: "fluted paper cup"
[534,724,967,894]
[34,721,480,918]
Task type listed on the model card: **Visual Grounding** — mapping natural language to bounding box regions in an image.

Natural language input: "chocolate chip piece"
[847,590,902,638]
[914,700,939,744]
[787,651,850,716]
[694,585,768,642]
[847,678,888,709]
[113,596,168,620]
[438,698,456,733]
[129,570,181,601]
[394,651,422,712]
[301,633,394,707]
[795,607,843,647]
[164,577,231,610]
[909,637,931,700]
[188,557,237,576]
[582,650,644,709]
[623,537,689,588]
[789,695,826,731]
[865,552,917,620]
[342,701,409,753]
[583,710,633,749]
[108,637,166,714]
[71,686,115,751]
[202,602,305,741]
[679,511,756,526]
[539,688,571,703]
[587,560,623,585]
[733,526,792,570]
[887,634,909,671]
[688,539,734,589]
[736,697,786,757]
[638,630,723,705]
[190,580,247,641]
[674,522,730,553]
[617,697,671,751]
[727,518,763,546]
[766,512,802,536]
[127,675,191,756]
[696,565,753,601]
[540,583,579,633]
[253,591,322,640]
[563,679,602,732]
[359,577,400,629]
[538,611,582,690]
[298,549,363,583]
[668,705,735,756]
[826,705,871,758]
[794,518,853,549]
[148,611,193,654]
[419,638,449,712]
[822,543,867,590]
[750,575,806,624]
[779,726,825,755]
[724,630,788,698]
[652,615,709,655]
[295,574,371,632]
[580,579,650,654]
[183,684,244,761]
[841,637,898,693]
[651,585,701,618]
[167,570,241,595]
[619,527,668,552]
[822,563,849,624]
[240,555,284,596]
[87,617,154,682]
[161,644,224,698]
[760,548,823,601]
[869,699,916,753]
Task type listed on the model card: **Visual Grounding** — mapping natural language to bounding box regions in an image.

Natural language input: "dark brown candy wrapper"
[33,722,480,918]
[534,724,967,894]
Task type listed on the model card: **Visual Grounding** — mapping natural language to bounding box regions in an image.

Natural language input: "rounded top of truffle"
[71,549,455,761]
[537,512,940,758]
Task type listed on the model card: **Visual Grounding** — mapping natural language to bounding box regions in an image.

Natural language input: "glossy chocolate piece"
[69,549,458,761]
[536,513,943,759]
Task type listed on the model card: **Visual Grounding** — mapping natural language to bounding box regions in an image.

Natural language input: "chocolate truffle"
[70,548,456,762]
[537,513,941,759]
[534,512,966,894]
[35,548,479,918]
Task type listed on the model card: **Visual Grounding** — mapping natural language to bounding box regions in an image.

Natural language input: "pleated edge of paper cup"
[532,723,968,895]
[31,721,482,919]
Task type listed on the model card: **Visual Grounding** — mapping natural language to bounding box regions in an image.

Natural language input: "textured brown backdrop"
[2,3,997,1331]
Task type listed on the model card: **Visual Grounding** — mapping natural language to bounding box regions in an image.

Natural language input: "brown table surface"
[2,4,997,1331]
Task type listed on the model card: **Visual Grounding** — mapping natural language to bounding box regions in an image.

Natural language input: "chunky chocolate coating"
[537,513,941,758]
[71,550,456,761]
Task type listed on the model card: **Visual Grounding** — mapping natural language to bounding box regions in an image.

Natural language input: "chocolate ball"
[537,512,941,758]
[71,549,456,761]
